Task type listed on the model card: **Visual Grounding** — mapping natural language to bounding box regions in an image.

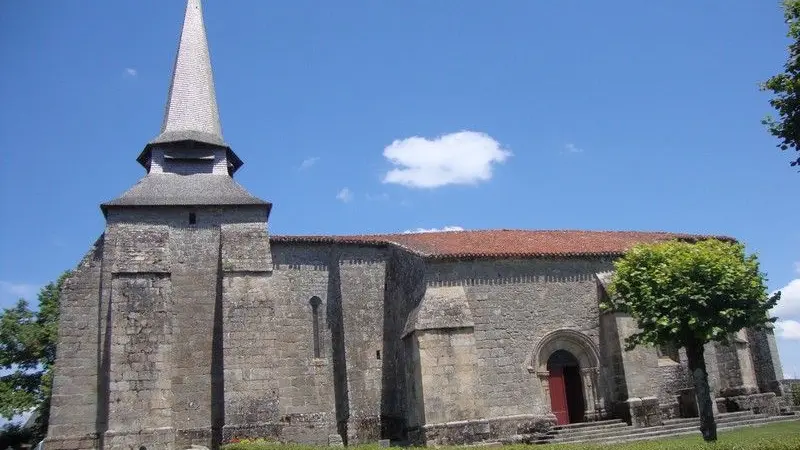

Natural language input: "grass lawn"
[547,421,800,450]
[222,420,800,450]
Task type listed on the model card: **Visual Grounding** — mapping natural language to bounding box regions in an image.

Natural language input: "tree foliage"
[762,0,800,169]
[603,239,779,350]
[602,239,779,442]
[0,424,35,450]
[0,271,69,441]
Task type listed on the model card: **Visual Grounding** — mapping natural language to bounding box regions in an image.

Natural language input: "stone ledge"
[410,414,554,446]
[103,427,177,449]
[222,422,283,442]
[222,418,332,446]
[43,434,98,450]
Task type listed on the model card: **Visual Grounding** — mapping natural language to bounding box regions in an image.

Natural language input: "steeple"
[103,0,268,214]
[137,0,242,174]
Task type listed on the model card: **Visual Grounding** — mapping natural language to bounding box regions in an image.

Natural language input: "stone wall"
[655,358,691,419]
[714,340,744,394]
[169,223,222,447]
[411,329,479,424]
[221,274,280,438]
[45,237,104,450]
[267,243,389,445]
[220,221,277,440]
[420,257,615,422]
[749,327,785,395]
[337,247,388,444]
[46,205,272,450]
[266,244,336,444]
[383,249,426,439]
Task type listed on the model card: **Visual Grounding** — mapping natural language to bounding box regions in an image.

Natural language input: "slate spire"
[105,0,267,213]
[138,0,242,172]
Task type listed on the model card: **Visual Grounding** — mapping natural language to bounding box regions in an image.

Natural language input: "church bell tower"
[45,1,274,448]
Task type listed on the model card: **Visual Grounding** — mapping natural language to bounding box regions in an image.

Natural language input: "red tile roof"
[271,229,735,260]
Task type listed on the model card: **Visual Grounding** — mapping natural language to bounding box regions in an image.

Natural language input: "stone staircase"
[537,410,800,445]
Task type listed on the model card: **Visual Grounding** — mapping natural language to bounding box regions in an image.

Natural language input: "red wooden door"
[548,366,569,425]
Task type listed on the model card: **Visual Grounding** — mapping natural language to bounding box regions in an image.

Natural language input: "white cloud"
[771,277,800,319]
[564,143,584,153]
[776,320,800,340]
[299,157,319,170]
[382,131,511,188]
[124,68,138,77]
[403,226,464,234]
[336,188,353,203]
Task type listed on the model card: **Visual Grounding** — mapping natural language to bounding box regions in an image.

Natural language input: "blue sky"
[1,0,799,381]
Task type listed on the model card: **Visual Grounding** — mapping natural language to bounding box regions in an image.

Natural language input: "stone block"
[627,396,663,427]
[717,392,781,416]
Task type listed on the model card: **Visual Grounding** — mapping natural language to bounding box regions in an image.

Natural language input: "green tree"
[601,240,779,442]
[762,0,800,169]
[0,272,69,442]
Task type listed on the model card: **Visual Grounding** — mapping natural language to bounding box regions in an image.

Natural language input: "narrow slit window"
[376,350,381,360]
[189,212,197,225]
[310,296,322,358]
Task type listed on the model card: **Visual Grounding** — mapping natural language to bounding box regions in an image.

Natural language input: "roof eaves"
[424,251,626,262]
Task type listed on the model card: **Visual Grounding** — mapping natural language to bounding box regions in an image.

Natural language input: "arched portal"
[528,329,605,422]
[547,350,585,424]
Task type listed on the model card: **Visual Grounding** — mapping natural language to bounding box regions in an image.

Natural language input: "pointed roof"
[138,0,242,170]
[153,0,223,146]
[102,173,269,209]
[104,0,266,212]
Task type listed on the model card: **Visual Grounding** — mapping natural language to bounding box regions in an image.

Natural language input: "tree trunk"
[685,342,717,442]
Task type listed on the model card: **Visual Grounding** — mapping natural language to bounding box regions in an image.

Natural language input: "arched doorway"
[547,350,586,425]
[529,329,603,423]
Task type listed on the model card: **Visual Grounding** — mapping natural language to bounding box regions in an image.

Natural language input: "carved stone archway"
[527,329,604,421]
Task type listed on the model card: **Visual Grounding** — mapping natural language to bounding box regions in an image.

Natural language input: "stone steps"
[545,422,633,441]
[552,413,800,445]
[547,411,758,444]
[495,420,629,445]
[576,414,800,445]
[551,419,627,431]
[662,410,753,426]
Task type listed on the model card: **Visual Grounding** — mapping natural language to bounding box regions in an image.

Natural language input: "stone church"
[44,1,787,448]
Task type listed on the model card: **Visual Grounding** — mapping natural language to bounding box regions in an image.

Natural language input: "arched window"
[310,296,322,358]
